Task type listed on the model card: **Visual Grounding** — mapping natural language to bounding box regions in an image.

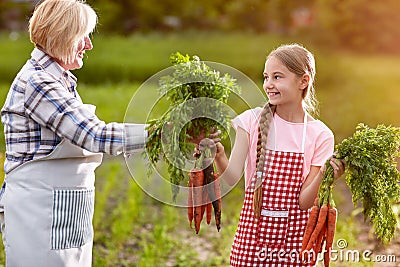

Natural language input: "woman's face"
[59,35,93,71]
[262,56,306,107]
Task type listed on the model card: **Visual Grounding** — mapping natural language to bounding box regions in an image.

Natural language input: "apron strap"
[301,112,308,153]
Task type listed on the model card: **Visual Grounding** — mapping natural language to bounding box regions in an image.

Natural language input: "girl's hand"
[329,155,346,179]
[214,142,225,160]
[193,129,224,159]
[188,127,221,145]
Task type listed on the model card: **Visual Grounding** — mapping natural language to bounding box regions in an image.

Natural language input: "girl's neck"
[274,105,305,123]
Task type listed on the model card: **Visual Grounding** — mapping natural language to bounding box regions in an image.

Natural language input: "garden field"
[0,32,400,266]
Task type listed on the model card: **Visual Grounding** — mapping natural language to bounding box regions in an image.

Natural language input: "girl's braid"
[253,102,275,219]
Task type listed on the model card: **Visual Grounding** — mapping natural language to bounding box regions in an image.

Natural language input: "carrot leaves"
[145,52,240,201]
[326,123,400,244]
[336,123,400,243]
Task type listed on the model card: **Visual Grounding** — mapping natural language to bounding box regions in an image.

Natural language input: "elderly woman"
[0,0,147,266]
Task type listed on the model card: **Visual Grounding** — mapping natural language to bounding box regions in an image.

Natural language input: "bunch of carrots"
[188,153,222,234]
[301,161,337,267]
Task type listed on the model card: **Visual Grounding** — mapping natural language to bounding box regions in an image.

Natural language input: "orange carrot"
[324,206,337,267]
[314,221,327,254]
[309,220,327,265]
[188,176,194,228]
[191,168,204,234]
[202,158,214,185]
[206,201,212,225]
[201,187,207,220]
[301,203,320,251]
[305,204,329,251]
[202,158,216,227]
[300,200,320,261]
[213,173,221,231]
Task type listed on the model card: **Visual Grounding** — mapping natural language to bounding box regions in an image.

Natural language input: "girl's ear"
[300,74,310,90]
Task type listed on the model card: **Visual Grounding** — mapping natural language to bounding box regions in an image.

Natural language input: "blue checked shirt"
[1,48,147,174]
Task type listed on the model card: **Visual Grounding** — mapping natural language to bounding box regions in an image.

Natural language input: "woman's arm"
[214,127,249,186]
[299,158,345,210]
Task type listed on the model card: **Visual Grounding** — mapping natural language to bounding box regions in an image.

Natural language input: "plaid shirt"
[1,48,147,174]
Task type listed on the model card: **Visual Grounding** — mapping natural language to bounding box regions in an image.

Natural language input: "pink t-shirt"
[232,107,334,187]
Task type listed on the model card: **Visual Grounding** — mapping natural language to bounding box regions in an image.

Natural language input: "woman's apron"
[0,105,103,267]
[230,114,314,267]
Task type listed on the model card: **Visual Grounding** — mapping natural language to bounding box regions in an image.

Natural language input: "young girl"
[213,44,344,266]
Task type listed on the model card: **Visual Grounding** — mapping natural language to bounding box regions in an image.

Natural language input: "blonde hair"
[253,102,275,219]
[29,0,97,64]
[267,43,318,116]
[253,44,318,218]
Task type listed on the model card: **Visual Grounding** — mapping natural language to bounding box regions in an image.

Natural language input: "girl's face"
[263,56,308,108]
[59,35,93,71]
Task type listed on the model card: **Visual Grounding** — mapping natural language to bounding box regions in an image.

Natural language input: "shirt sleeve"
[232,108,261,133]
[124,123,148,152]
[311,129,334,167]
[25,72,147,155]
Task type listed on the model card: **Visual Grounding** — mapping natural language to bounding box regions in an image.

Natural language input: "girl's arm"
[214,127,249,186]
[299,158,345,210]
[299,166,323,210]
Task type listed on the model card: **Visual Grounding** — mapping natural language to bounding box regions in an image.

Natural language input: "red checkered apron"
[230,114,314,267]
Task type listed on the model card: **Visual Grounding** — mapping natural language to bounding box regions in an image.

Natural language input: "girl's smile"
[263,56,305,110]
[267,91,280,97]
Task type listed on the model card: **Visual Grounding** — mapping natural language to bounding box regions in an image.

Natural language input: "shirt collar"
[31,48,78,85]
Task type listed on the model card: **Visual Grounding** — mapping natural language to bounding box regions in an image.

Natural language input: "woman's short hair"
[29,0,97,64]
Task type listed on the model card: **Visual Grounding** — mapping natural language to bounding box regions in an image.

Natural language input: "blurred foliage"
[2,33,400,147]
[0,32,286,84]
[314,0,400,53]
[1,0,400,53]
[0,0,33,32]
[86,0,315,34]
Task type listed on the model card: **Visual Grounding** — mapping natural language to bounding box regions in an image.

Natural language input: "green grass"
[0,32,296,84]
[1,32,400,266]
[77,32,287,84]
[91,157,242,266]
